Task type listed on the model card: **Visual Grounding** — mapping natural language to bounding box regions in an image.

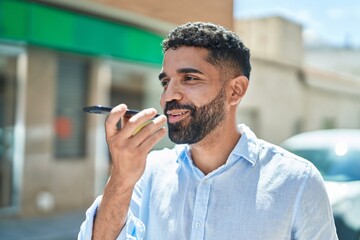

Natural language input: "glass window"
[0,52,17,208]
[110,87,144,111]
[289,149,360,182]
[54,57,88,158]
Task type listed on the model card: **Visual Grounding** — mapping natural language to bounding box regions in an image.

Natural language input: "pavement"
[0,209,86,240]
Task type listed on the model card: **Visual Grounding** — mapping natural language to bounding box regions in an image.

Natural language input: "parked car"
[281,129,360,240]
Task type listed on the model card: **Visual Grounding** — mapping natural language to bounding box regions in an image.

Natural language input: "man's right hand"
[92,104,167,239]
[105,104,167,187]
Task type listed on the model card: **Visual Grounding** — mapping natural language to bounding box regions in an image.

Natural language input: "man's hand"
[106,104,167,186]
[92,104,167,239]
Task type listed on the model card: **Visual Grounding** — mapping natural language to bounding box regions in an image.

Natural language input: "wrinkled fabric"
[78,124,338,240]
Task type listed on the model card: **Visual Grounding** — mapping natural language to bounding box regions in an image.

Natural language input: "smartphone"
[83,105,160,118]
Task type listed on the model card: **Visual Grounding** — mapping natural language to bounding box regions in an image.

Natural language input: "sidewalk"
[0,209,86,240]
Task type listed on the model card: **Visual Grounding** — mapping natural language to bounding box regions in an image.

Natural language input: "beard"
[164,86,226,144]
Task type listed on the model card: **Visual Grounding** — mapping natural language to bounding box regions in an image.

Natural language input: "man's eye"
[160,80,169,87]
[184,76,197,81]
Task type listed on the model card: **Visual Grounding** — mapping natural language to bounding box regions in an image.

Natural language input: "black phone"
[83,105,160,118]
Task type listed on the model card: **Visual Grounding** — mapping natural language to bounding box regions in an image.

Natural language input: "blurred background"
[0,0,359,239]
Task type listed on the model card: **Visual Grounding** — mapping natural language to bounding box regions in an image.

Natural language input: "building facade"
[235,17,360,144]
[0,0,233,217]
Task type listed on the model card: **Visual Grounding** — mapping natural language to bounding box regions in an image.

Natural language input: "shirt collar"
[227,124,261,166]
[176,124,261,167]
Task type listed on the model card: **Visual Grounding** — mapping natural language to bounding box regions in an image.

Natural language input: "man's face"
[159,46,227,144]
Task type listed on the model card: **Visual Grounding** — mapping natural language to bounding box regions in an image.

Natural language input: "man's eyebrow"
[177,68,204,75]
[158,72,167,80]
[158,68,203,81]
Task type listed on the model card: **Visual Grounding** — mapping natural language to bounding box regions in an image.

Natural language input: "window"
[0,44,24,212]
[110,66,146,124]
[54,57,88,158]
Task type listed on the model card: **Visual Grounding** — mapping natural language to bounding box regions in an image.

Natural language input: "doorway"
[0,44,26,215]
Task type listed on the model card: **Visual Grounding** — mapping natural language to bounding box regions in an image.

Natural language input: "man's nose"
[161,80,183,103]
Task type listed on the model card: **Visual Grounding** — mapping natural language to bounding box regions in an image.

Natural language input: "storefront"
[0,0,169,217]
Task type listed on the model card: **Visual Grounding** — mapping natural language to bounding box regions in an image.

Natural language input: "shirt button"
[195,221,201,228]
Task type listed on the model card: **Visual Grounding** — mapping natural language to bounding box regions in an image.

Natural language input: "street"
[0,209,85,240]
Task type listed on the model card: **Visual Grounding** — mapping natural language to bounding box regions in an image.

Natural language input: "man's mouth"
[166,110,190,124]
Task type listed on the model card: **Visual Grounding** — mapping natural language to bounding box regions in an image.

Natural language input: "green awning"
[0,0,164,65]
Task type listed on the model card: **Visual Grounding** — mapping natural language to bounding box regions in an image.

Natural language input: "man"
[79,22,338,239]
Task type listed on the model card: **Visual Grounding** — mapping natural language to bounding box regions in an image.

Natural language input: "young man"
[78,22,338,239]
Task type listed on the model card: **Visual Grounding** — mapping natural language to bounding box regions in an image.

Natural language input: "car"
[281,129,360,240]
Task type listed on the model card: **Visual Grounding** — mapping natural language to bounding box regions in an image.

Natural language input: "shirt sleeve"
[77,195,146,240]
[292,163,339,240]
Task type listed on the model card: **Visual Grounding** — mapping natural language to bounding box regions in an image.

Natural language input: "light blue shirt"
[78,125,338,240]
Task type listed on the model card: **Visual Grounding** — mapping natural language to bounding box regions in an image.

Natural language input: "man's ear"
[227,75,249,105]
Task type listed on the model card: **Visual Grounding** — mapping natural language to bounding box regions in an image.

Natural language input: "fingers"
[138,126,167,151]
[104,105,167,186]
[105,105,167,146]
[121,108,159,137]
[105,104,127,138]
[129,114,167,147]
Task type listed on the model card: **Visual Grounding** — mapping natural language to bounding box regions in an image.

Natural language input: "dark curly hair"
[162,22,251,80]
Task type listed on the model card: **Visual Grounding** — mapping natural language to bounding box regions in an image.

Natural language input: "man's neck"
[189,123,241,175]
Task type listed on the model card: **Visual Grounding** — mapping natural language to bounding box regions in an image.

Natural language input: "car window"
[288,149,360,182]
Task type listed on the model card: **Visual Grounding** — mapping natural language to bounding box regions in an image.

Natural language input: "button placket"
[190,178,213,240]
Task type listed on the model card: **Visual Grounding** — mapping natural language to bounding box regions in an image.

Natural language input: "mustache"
[164,100,196,114]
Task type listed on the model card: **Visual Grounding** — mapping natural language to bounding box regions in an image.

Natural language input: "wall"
[235,16,303,67]
[304,68,360,131]
[235,17,360,144]
[76,0,233,29]
[305,48,360,79]
[239,58,305,143]
[21,47,97,215]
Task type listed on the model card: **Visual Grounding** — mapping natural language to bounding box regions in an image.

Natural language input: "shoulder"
[254,139,328,209]
[255,138,321,182]
[238,124,320,181]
